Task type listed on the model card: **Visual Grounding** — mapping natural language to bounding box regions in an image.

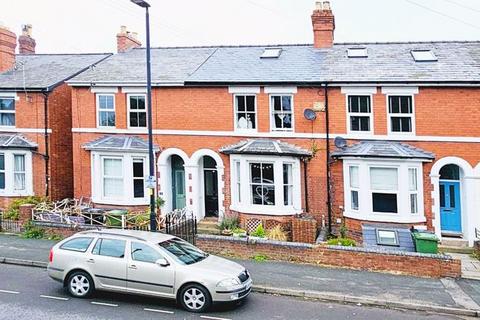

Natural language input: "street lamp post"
[130,0,156,231]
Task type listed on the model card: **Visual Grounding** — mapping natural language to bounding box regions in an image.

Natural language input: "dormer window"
[411,50,437,62]
[347,48,368,58]
[261,48,282,59]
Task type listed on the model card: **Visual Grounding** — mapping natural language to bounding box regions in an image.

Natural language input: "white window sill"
[230,204,302,216]
[0,191,34,197]
[343,210,426,223]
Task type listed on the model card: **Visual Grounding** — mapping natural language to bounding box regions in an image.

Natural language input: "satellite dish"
[334,136,347,149]
[303,108,317,121]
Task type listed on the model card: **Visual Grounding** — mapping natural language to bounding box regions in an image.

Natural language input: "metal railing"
[0,213,22,233]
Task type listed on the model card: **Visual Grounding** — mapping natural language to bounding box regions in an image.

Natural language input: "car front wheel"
[179,284,212,313]
[67,271,94,298]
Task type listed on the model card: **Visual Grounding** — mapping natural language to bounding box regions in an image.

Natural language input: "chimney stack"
[117,26,142,53]
[0,23,17,73]
[311,1,335,49]
[18,24,36,54]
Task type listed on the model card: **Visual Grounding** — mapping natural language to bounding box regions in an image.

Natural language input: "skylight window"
[261,48,282,59]
[347,48,368,58]
[411,50,437,62]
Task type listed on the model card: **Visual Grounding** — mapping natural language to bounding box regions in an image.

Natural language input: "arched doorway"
[439,164,462,235]
[202,156,219,217]
[171,155,186,210]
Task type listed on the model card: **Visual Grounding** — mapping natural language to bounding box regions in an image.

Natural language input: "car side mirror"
[156,258,170,267]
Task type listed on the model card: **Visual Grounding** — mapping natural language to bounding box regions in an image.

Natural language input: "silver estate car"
[47,229,252,312]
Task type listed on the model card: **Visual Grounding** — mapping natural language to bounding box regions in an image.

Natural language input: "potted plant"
[232,228,247,238]
[249,224,267,240]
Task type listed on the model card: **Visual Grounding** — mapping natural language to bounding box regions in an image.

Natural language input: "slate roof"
[68,47,216,85]
[83,136,160,152]
[0,53,111,90]
[219,139,312,157]
[0,134,37,150]
[67,41,480,85]
[331,140,435,160]
[321,41,480,83]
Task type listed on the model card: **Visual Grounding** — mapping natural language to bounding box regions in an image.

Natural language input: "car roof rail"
[77,230,147,242]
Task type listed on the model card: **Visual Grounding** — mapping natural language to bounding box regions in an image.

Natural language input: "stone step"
[441,237,469,248]
[439,246,474,254]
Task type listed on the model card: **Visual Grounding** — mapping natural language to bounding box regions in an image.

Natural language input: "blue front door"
[440,181,461,232]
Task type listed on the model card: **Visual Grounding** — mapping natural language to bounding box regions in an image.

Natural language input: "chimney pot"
[120,25,127,34]
[315,1,323,10]
[18,23,36,54]
[322,1,331,10]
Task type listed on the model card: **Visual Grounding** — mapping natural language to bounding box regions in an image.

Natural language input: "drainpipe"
[324,84,332,235]
[303,159,309,213]
[42,91,50,198]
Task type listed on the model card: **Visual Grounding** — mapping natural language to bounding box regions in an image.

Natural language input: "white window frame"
[233,94,257,132]
[127,94,147,129]
[13,154,26,191]
[230,154,301,215]
[0,150,33,196]
[343,158,425,223]
[369,166,399,214]
[386,94,416,135]
[0,153,4,190]
[346,94,374,135]
[348,165,359,211]
[101,156,124,200]
[132,157,146,199]
[96,94,116,128]
[408,167,419,214]
[0,96,16,128]
[91,152,149,205]
[269,94,295,132]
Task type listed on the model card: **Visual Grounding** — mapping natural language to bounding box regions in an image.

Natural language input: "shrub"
[326,238,356,247]
[3,196,47,220]
[266,225,288,241]
[219,216,239,231]
[252,254,268,262]
[250,224,266,238]
[22,221,46,239]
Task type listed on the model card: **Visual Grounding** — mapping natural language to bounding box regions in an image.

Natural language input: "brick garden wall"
[196,235,461,278]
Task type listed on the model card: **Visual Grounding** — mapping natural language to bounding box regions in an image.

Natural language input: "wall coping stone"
[32,221,99,230]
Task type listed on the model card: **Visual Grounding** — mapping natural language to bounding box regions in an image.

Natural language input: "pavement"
[1,233,480,318]
[450,253,480,280]
[0,264,462,320]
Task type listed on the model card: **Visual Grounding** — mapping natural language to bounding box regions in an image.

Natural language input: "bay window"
[93,153,149,205]
[370,167,398,213]
[343,160,425,223]
[0,151,33,196]
[230,155,301,215]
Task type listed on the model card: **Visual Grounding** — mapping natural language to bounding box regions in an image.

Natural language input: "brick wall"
[196,235,461,278]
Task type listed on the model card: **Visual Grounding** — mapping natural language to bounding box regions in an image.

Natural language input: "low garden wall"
[196,234,461,278]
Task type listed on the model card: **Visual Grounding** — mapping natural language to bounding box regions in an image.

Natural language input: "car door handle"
[86,259,95,263]
[129,265,137,270]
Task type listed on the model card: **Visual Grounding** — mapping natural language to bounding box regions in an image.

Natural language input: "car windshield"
[159,238,208,265]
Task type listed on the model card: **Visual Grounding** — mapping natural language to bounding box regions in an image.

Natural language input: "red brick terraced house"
[0,24,110,207]
[66,2,480,247]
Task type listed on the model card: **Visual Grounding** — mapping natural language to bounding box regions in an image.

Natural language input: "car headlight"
[217,278,241,288]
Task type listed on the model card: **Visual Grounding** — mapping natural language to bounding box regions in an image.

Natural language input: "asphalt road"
[0,264,463,320]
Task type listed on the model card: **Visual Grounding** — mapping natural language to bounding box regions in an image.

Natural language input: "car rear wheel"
[67,271,94,298]
[179,284,212,313]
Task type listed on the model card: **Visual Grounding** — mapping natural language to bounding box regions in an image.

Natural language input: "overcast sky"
[1,0,480,53]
